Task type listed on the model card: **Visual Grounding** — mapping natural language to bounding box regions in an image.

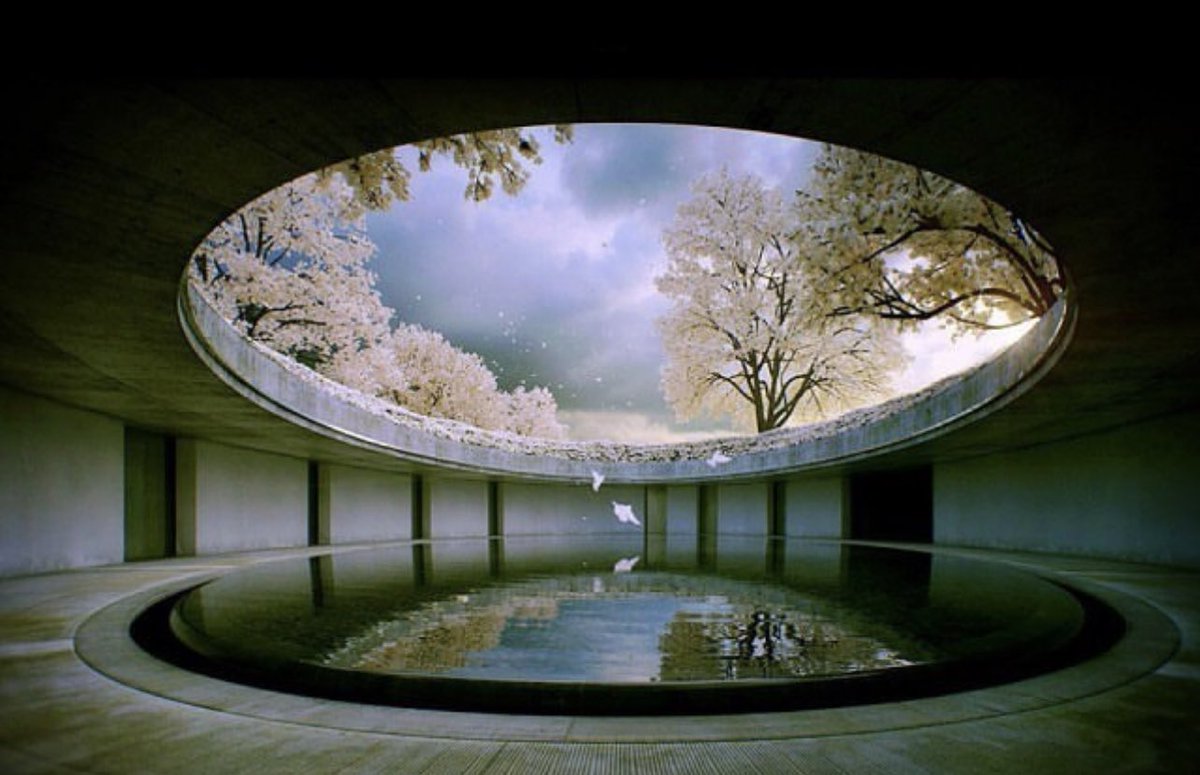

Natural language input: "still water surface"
[171,536,1083,686]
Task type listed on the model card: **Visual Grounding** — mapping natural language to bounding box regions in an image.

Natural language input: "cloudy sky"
[366,124,1030,443]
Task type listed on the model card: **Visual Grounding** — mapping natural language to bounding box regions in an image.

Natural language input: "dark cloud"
[561,124,694,219]
[562,124,820,222]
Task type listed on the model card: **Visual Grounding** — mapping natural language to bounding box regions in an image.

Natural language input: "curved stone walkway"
[1,543,1196,773]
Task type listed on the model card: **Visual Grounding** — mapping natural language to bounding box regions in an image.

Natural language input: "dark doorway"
[123,428,175,560]
[847,466,933,542]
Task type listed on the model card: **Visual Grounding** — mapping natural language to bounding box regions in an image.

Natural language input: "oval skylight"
[187,124,1063,446]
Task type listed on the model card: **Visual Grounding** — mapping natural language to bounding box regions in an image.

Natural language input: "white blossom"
[189,128,572,438]
[797,144,1062,332]
[657,170,904,433]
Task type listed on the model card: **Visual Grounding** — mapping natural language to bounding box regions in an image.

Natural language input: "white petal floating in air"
[591,470,605,492]
[706,451,732,468]
[611,501,641,527]
[613,555,640,573]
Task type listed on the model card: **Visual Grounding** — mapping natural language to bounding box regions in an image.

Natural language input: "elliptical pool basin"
[137,537,1120,715]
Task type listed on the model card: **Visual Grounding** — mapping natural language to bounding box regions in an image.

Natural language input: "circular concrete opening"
[178,125,1075,482]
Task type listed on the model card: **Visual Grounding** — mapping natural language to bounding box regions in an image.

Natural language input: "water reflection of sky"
[451,595,695,682]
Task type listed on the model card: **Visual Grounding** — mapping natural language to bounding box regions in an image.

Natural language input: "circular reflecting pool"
[138,538,1118,715]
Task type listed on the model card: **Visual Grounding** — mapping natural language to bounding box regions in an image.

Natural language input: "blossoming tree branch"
[190,126,573,439]
[655,145,1061,433]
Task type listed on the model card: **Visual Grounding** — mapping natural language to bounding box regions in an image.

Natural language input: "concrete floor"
[1,543,1196,774]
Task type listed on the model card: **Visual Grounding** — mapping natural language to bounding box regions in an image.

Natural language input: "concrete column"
[645,485,668,535]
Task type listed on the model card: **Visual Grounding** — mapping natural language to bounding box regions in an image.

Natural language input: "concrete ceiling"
[1,79,1196,478]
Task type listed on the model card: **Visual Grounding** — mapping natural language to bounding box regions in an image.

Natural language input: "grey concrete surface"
[183,281,1073,483]
[716,481,771,535]
[123,428,173,561]
[175,439,307,555]
[322,463,412,544]
[934,410,1200,567]
[0,78,1197,771]
[0,542,1192,773]
[501,481,648,536]
[0,386,123,576]
[3,80,1193,494]
[784,476,844,539]
[425,477,489,539]
[665,485,700,536]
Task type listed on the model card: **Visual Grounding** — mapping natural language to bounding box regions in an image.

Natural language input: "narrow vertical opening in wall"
[697,484,718,568]
[847,465,933,542]
[164,436,177,556]
[488,534,505,578]
[307,461,321,546]
[769,480,787,537]
[308,555,332,609]
[123,428,176,561]
[487,480,503,538]
[412,475,428,540]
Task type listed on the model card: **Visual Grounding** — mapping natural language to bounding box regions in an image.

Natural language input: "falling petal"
[613,555,640,573]
[611,501,641,527]
[706,451,732,468]
[591,470,605,492]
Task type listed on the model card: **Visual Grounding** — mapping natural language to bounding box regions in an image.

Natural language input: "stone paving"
[1,543,1196,773]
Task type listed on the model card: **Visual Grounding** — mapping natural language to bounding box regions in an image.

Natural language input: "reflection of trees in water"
[338,595,561,672]
[322,572,925,680]
[659,607,913,681]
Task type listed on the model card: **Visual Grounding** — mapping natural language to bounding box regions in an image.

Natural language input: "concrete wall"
[934,411,1200,567]
[784,476,845,538]
[501,482,647,536]
[322,464,411,544]
[665,485,699,535]
[176,439,308,555]
[426,477,489,539]
[0,387,124,576]
[716,482,770,535]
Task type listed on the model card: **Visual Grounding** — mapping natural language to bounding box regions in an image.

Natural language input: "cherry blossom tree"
[502,386,566,438]
[189,126,572,437]
[656,170,903,433]
[797,144,1063,331]
[191,173,391,370]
